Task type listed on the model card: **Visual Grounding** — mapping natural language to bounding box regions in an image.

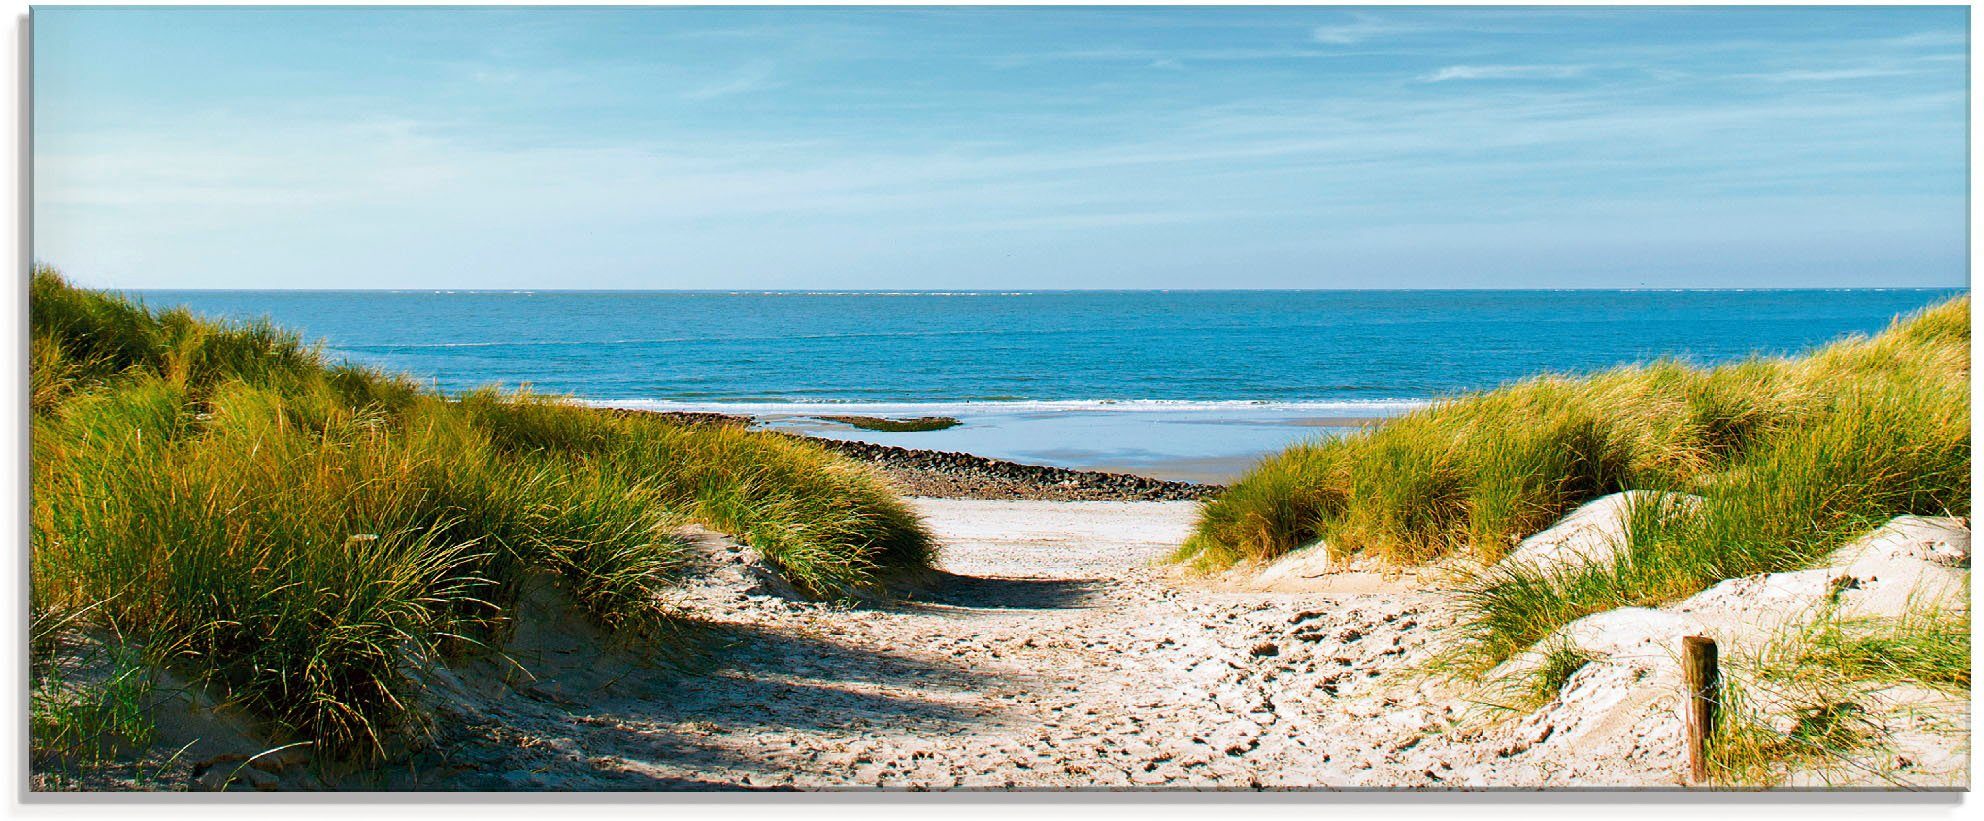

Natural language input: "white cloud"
[1311,14,1414,46]
[1421,64,1588,83]
[1742,67,1919,83]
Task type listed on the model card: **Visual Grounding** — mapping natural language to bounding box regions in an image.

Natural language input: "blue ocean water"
[135,289,1966,481]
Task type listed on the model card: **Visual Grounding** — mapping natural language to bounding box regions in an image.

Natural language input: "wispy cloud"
[1310,9,1592,46]
[1311,14,1417,46]
[1742,66,1922,83]
[984,46,1339,68]
[1421,64,1589,83]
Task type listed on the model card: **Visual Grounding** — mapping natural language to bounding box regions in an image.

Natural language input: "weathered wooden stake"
[1682,635,1719,785]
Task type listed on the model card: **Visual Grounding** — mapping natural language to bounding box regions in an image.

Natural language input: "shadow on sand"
[349,569,1080,790]
[906,571,1104,611]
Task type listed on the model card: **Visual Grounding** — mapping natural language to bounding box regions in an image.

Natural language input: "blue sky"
[32,6,1971,290]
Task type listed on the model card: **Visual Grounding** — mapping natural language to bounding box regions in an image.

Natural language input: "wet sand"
[603,402,1410,485]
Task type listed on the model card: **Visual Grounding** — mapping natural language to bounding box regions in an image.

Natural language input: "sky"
[31,6,1972,290]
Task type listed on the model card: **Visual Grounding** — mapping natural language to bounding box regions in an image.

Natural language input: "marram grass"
[1703,606,1968,787]
[1179,295,1968,675]
[29,267,932,761]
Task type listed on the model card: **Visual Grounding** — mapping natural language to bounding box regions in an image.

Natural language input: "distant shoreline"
[599,407,1220,502]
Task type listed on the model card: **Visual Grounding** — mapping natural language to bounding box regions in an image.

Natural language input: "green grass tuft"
[1802,617,1971,692]
[1760,608,1971,694]
[1702,605,1967,787]
[1527,639,1599,705]
[1705,683,1874,788]
[30,641,159,767]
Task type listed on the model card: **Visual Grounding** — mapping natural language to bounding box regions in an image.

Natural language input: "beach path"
[377,497,1472,790]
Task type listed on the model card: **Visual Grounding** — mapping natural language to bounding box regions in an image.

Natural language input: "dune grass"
[1800,616,1970,693]
[1759,607,1971,695]
[1703,605,1969,786]
[29,267,933,762]
[1178,296,1969,674]
[1705,683,1874,788]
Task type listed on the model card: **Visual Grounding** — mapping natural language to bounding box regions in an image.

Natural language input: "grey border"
[16,4,32,807]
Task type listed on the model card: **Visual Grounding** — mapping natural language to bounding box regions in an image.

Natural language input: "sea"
[135,289,1966,483]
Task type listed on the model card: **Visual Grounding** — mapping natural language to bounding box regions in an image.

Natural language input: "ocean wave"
[583,398,1432,416]
[331,324,1157,352]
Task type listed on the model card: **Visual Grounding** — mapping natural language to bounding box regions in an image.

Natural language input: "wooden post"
[1682,635,1719,785]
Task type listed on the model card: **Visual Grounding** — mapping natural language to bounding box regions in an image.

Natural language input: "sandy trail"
[319,499,1972,791]
[384,498,1464,790]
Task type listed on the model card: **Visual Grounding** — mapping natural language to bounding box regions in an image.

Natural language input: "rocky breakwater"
[795,437,1220,502]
